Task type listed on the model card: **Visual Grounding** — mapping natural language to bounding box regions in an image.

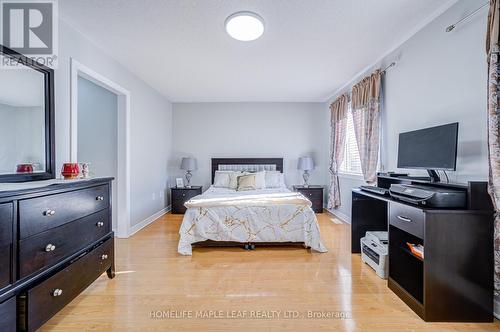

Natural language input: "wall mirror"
[0,46,55,182]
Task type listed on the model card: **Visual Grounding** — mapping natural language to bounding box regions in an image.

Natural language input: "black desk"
[351,179,494,322]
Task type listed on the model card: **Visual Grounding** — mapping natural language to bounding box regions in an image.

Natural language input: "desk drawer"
[21,237,113,332]
[0,297,15,332]
[19,209,110,279]
[389,202,424,239]
[0,203,13,290]
[19,184,109,239]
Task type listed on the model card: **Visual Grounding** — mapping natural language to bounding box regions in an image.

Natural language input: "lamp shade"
[180,157,198,171]
[297,157,314,171]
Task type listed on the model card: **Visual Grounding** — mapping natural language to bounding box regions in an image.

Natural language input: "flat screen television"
[397,122,458,182]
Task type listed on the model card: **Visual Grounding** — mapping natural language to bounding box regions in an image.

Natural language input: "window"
[340,105,362,175]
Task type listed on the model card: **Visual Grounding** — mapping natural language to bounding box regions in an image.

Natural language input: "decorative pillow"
[213,171,231,188]
[237,173,257,191]
[265,171,281,188]
[228,171,242,189]
[213,171,242,189]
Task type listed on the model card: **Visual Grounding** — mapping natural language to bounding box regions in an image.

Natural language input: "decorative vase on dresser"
[171,186,203,214]
[0,178,115,332]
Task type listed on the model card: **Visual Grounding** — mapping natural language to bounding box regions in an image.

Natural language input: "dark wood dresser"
[0,178,115,331]
[292,185,324,213]
[171,186,202,214]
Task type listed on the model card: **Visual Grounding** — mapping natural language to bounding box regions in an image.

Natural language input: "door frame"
[70,58,131,238]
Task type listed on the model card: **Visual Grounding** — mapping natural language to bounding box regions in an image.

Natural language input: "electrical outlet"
[152,193,156,200]
[159,191,164,198]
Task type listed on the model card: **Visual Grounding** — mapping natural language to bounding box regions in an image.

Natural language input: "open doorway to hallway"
[77,77,118,229]
[70,59,131,238]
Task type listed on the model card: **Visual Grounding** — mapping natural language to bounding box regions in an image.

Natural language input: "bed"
[177,158,328,255]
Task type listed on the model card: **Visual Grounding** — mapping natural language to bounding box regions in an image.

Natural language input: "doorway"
[70,59,131,238]
[77,76,118,228]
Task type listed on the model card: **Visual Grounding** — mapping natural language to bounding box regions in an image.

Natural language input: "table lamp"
[297,157,314,187]
[180,157,197,188]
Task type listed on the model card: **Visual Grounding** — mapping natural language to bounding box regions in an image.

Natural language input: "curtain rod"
[381,62,396,74]
[446,2,489,32]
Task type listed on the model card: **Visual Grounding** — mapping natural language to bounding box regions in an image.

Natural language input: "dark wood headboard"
[211,158,284,183]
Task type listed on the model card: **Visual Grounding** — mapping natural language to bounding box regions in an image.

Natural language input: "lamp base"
[185,170,192,188]
[303,170,310,188]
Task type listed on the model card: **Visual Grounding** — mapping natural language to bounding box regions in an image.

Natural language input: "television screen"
[397,122,458,171]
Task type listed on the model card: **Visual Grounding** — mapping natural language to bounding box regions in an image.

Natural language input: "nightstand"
[171,186,202,214]
[293,185,324,213]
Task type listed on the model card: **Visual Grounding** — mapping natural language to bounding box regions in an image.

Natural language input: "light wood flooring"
[41,213,499,331]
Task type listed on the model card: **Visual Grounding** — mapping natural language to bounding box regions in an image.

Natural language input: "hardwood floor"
[41,213,499,331]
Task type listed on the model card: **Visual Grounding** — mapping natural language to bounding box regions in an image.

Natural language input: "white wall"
[77,77,119,228]
[326,0,488,221]
[171,103,328,192]
[382,0,488,182]
[57,19,173,228]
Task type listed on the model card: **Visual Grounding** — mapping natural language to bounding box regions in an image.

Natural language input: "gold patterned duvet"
[178,186,328,255]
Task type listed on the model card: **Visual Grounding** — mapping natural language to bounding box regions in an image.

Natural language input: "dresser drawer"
[389,202,425,239]
[19,209,110,279]
[19,184,109,239]
[21,237,113,332]
[0,297,15,332]
[0,203,13,290]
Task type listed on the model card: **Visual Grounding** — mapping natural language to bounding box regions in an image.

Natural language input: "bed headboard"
[211,158,284,184]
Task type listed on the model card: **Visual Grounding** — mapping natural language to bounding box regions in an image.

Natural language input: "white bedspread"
[178,186,328,255]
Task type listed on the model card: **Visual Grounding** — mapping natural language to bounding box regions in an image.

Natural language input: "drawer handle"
[101,254,108,260]
[309,193,313,196]
[96,196,105,201]
[182,193,186,197]
[53,289,63,297]
[43,209,56,216]
[397,215,412,223]
[96,221,105,227]
[45,244,56,252]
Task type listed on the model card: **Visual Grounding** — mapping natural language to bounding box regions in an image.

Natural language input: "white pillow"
[213,171,231,188]
[265,171,281,188]
[254,171,266,189]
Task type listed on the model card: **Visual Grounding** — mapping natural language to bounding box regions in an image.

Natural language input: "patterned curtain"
[351,70,382,184]
[486,0,500,301]
[328,94,348,209]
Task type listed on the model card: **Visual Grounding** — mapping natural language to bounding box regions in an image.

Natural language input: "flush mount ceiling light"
[225,11,265,41]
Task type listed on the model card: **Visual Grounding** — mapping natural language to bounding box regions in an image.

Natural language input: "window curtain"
[351,70,382,184]
[328,94,349,209]
[486,0,500,302]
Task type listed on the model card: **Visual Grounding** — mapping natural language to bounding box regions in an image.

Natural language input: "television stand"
[351,174,494,322]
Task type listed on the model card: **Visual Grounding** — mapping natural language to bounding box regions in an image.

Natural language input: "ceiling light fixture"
[225,11,265,41]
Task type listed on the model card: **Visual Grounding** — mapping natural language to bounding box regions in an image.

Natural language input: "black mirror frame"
[0,45,55,183]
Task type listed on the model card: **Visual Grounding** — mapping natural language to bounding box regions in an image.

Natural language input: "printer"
[389,184,466,208]
[360,231,388,279]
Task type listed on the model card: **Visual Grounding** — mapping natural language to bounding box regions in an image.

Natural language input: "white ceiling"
[60,0,454,102]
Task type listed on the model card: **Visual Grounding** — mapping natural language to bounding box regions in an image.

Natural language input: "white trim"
[127,206,171,237]
[338,172,364,181]
[324,0,458,102]
[70,58,131,238]
[494,297,500,320]
[325,207,350,224]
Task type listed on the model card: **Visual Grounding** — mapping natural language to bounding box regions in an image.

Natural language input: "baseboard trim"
[494,297,500,320]
[325,207,350,224]
[128,205,171,237]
